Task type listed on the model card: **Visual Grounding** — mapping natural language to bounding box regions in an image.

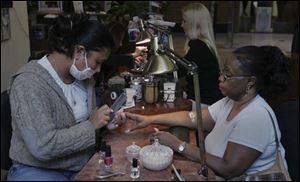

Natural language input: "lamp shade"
[143,54,176,75]
[142,37,177,75]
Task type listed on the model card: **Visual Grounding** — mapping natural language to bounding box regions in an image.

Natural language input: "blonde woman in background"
[178,2,223,106]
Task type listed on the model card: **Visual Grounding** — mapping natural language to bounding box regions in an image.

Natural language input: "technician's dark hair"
[233,45,290,98]
[48,14,115,58]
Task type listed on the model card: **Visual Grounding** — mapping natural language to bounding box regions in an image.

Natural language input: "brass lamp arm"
[157,46,208,179]
[157,47,198,73]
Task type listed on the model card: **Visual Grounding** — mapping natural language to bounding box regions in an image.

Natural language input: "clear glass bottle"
[130,158,140,179]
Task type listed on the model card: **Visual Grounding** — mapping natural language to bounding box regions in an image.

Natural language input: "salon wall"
[1,1,30,92]
[163,1,240,32]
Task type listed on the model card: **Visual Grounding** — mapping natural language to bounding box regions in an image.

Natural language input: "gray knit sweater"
[8,60,97,171]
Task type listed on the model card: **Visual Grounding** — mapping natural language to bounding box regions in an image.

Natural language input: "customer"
[7,14,124,181]
[178,3,223,106]
[125,46,290,179]
[99,20,147,83]
[94,19,148,107]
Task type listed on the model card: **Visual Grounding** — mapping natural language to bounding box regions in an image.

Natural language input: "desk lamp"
[136,19,178,80]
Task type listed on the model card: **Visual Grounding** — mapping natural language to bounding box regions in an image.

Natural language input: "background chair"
[274,98,299,181]
[1,90,12,180]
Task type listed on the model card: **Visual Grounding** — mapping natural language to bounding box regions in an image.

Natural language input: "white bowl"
[139,139,173,171]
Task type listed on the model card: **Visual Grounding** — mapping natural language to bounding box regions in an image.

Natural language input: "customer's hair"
[233,46,290,97]
[181,3,220,65]
[48,14,115,58]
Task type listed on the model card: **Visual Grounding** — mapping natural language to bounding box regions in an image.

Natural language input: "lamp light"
[137,19,178,80]
[136,19,152,45]
[144,45,209,178]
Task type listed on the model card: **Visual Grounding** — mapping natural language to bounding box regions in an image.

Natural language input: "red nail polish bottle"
[104,145,113,171]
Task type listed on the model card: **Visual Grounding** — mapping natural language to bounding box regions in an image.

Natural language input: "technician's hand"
[89,105,112,129]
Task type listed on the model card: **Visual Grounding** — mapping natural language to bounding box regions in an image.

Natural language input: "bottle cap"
[132,158,138,167]
[100,141,106,152]
[105,145,111,157]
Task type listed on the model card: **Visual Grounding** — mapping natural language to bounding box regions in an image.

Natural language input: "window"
[38,1,63,14]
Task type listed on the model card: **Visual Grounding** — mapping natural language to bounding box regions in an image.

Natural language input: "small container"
[163,82,176,102]
[144,81,159,104]
[130,77,143,102]
[126,142,141,162]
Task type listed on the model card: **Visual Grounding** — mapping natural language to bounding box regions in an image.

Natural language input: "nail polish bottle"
[99,141,106,160]
[130,158,140,179]
[104,145,113,171]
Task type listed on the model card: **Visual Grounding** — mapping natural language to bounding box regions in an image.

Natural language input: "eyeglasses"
[219,71,251,82]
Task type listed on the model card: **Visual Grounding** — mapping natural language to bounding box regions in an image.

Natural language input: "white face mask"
[69,52,96,80]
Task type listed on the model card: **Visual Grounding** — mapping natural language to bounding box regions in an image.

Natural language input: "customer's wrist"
[150,115,158,124]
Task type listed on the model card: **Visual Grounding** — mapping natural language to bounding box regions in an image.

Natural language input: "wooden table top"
[75,124,202,181]
[124,98,192,115]
[74,98,206,181]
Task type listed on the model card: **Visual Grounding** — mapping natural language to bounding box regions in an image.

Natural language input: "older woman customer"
[124,45,290,180]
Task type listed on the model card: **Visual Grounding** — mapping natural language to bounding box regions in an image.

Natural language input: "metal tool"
[172,164,185,181]
[93,171,126,180]
[107,92,127,130]
[109,92,127,121]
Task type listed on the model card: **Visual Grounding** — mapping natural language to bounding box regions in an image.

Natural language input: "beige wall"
[1,1,30,92]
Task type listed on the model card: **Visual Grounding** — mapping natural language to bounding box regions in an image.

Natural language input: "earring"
[245,85,251,95]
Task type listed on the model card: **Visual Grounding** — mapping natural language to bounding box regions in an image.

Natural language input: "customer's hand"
[89,105,112,129]
[114,108,126,122]
[108,108,127,129]
[150,131,181,150]
[132,46,148,58]
[124,112,153,132]
[134,56,144,65]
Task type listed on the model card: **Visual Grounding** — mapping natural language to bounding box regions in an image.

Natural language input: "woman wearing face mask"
[7,15,122,181]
